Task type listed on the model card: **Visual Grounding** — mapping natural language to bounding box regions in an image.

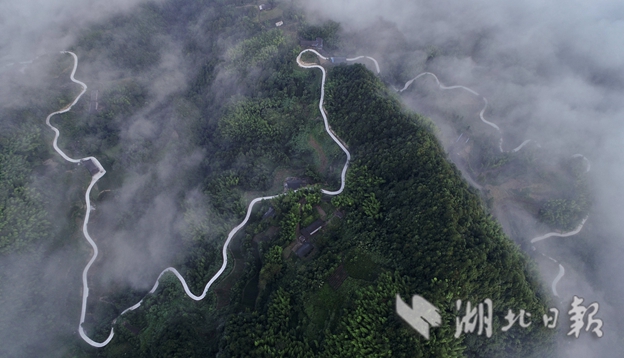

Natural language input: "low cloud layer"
[1,0,622,355]
[0,0,164,60]
[0,0,219,354]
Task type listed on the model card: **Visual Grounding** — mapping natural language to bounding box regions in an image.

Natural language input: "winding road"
[530,216,589,244]
[314,52,590,286]
[528,212,588,298]
[280,51,591,312]
[346,56,380,74]
[394,65,591,299]
[45,52,111,347]
[48,48,590,346]
[398,72,544,153]
[48,50,350,347]
[525,152,589,297]
[298,49,351,196]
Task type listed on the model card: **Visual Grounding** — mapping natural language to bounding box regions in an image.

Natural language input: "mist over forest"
[0,0,622,356]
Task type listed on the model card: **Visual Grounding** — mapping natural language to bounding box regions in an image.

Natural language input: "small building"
[82,159,100,176]
[334,210,344,219]
[330,57,347,64]
[258,4,273,11]
[299,37,323,50]
[301,219,324,239]
[275,21,284,27]
[295,242,313,258]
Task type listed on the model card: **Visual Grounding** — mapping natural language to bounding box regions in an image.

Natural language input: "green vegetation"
[417,79,591,234]
[0,0,561,356]
[0,65,77,254]
[0,53,98,357]
[0,136,50,253]
[105,274,218,357]
[343,249,379,281]
[220,64,555,357]
[299,20,341,50]
[258,245,284,288]
[228,29,285,70]
[538,198,588,231]
[537,156,591,230]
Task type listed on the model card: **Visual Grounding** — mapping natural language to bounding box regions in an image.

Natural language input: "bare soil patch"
[308,135,327,172]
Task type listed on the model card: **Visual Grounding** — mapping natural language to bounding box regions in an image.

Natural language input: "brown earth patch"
[271,168,291,190]
[308,135,327,172]
[315,205,327,220]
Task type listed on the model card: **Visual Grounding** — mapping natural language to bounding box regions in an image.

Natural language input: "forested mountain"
[0,0,558,357]
[217,65,555,358]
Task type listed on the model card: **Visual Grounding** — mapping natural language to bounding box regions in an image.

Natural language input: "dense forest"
[0,0,564,357]
[215,64,556,357]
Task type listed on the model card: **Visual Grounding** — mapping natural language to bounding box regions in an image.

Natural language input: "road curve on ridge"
[48,50,352,347]
[346,56,380,74]
[530,216,588,244]
[297,49,351,196]
[400,73,507,152]
[397,72,547,154]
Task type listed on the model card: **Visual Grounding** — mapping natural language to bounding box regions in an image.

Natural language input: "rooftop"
[301,219,324,239]
[299,37,323,50]
[295,242,313,258]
